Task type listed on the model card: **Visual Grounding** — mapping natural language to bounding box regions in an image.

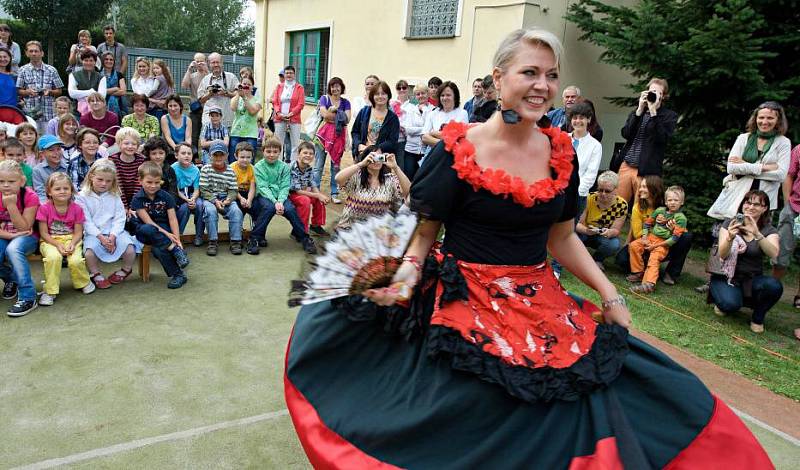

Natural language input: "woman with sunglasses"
[712,190,782,333]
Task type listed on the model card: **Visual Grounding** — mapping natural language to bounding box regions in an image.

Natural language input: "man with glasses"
[575,171,628,271]
[181,52,209,151]
[198,52,239,128]
[16,41,64,132]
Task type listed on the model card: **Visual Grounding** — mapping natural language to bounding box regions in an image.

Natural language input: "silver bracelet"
[601,295,627,311]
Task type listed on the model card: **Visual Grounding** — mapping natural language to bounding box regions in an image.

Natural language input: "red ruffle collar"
[441,121,574,207]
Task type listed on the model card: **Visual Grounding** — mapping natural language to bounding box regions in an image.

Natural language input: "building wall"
[253,0,637,167]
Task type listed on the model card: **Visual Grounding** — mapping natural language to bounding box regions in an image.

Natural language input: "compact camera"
[735,213,745,224]
[372,153,386,163]
[646,91,658,103]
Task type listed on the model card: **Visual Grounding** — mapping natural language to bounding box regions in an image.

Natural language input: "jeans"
[575,196,587,225]
[0,235,38,301]
[775,204,797,268]
[236,193,267,233]
[189,108,203,151]
[615,232,693,279]
[228,136,259,163]
[313,143,339,196]
[275,121,301,162]
[135,223,182,278]
[709,274,782,325]
[402,151,423,182]
[578,233,620,262]
[201,199,244,241]
[176,197,204,236]
[258,197,308,242]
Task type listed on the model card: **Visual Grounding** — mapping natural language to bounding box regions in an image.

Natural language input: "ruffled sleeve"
[409,141,463,221]
[558,153,580,222]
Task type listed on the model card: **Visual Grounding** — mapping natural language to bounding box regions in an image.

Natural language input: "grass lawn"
[559,266,800,401]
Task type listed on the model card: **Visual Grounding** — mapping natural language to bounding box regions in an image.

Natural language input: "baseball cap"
[278,68,285,76]
[209,140,228,155]
[38,135,64,150]
[207,105,222,115]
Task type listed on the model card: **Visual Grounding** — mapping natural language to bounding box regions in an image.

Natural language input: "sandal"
[793,295,800,309]
[108,268,133,285]
[91,272,112,290]
[630,282,655,294]
[626,272,644,283]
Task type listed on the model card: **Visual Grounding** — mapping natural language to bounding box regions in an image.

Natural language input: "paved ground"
[0,187,798,468]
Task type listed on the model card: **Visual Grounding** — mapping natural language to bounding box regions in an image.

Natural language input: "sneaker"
[302,237,318,255]
[694,283,710,294]
[626,272,644,283]
[2,281,17,300]
[246,238,260,255]
[81,282,96,295]
[173,246,190,268]
[258,238,268,248]
[332,197,342,204]
[7,299,37,317]
[230,241,243,255]
[661,273,675,286]
[193,236,204,247]
[310,225,330,237]
[39,293,55,306]
[168,273,188,289]
[207,240,218,256]
[290,233,302,243]
[713,305,726,317]
[750,322,764,333]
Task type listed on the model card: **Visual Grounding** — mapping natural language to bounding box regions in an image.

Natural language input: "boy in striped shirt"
[198,140,243,256]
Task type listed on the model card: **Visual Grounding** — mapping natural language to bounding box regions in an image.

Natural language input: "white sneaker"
[332,197,342,204]
[82,282,96,295]
[39,293,55,306]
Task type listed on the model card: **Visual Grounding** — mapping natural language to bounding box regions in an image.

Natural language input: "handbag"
[303,103,322,136]
[705,242,725,276]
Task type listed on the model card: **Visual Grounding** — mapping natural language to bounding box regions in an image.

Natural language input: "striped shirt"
[623,113,650,167]
[109,153,146,208]
[199,164,238,202]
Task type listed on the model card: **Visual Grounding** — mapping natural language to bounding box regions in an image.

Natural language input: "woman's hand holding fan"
[362,259,420,306]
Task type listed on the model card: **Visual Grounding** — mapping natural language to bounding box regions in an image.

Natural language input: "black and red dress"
[284,122,772,469]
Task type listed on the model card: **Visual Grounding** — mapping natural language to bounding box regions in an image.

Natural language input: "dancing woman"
[284,28,772,469]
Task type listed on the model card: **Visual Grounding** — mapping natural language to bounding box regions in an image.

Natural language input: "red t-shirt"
[80,111,120,146]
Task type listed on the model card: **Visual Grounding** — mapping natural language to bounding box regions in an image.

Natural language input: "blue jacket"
[351,106,400,156]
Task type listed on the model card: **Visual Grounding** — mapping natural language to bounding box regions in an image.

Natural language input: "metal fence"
[125,47,254,96]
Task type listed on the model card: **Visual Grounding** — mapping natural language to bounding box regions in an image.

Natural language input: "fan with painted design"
[288,208,418,306]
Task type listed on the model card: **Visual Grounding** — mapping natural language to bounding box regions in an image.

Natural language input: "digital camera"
[646,91,658,103]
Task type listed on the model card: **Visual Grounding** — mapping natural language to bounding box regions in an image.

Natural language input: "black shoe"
[8,299,37,317]
[302,237,318,255]
[291,233,302,243]
[172,247,190,269]
[2,281,17,300]
[310,225,330,237]
[246,238,260,255]
[258,238,268,248]
[168,274,188,289]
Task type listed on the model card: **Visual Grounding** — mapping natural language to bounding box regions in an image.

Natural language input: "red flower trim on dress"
[442,121,574,207]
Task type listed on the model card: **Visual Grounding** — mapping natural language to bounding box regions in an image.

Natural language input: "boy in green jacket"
[253,137,317,254]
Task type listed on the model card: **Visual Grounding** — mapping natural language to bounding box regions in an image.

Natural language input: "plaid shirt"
[290,161,316,191]
[16,63,64,122]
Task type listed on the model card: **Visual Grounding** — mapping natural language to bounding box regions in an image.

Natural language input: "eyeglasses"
[743,200,765,207]
[396,86,408,90]
[596,188,615,194]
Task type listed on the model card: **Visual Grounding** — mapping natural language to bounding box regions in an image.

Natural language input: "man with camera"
[16,41,63,132]
[611,78,678,205]
[198,52,239,129]
[181,52,209,150]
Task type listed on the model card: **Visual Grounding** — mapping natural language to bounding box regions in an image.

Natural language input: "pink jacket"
[272,82,305,124]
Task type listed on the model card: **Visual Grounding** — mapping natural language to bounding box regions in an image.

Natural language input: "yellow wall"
[254,0,637,167]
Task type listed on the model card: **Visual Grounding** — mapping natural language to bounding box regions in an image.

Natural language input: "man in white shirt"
[181,52,209,149]
[198,52,239,128]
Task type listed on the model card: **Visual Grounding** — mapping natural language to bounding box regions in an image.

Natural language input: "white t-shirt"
[571,132,603,197]
[401,102,433,155]
[422,107,469,154]
[280,81,296,114]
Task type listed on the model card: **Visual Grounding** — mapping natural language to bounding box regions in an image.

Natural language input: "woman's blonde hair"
[493,28,564,71]
[0,159,24,177]
[45,172,74,199]
[115,127,141,145]
[81,159,121,196]
[78,30,91,40]
[132,57,151,80]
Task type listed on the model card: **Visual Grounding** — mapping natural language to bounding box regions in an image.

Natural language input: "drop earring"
[497,96,520,124]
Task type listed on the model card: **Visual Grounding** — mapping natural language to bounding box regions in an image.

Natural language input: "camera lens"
[646,91,657,103]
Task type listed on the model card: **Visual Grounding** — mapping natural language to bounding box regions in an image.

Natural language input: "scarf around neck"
[743,130,777,163]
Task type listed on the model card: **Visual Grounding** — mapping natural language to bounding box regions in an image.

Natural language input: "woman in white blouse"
[130,57,157,97]
[568,102,602,218]
[421,81,469,155]
[400,85,434,180]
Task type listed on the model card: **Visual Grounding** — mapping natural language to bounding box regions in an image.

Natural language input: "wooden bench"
[138,231,250,282]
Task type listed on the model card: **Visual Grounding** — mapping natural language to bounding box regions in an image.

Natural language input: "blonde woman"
[130,57,156,97]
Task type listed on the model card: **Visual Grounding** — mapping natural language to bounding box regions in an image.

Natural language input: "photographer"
[334,145,411,230]
[228,76,262,161]
[16,41,63,132]
[181,52,209,150]
[611,78,678,205]
[198,52,239,128]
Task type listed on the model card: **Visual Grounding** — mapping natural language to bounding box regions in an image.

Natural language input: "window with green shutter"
[288,29,330,104]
